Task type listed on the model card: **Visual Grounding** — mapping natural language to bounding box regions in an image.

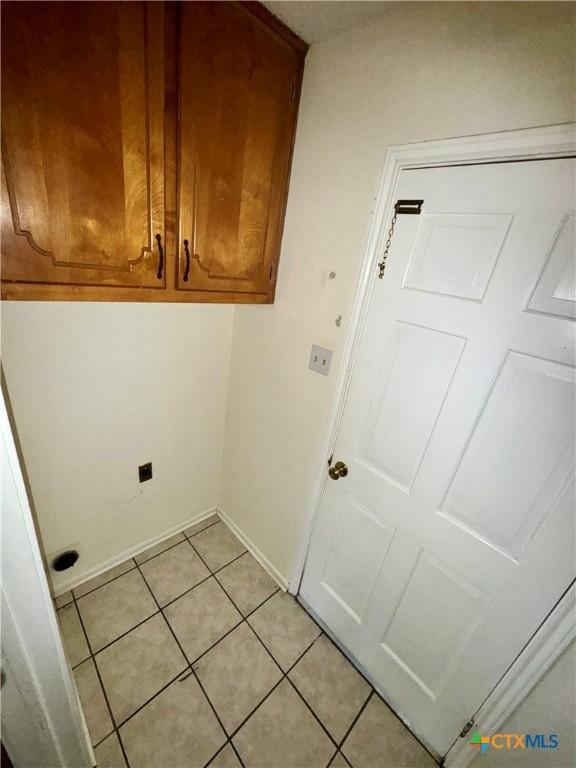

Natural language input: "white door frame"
[1,385,94,768]
[290,122,576,765]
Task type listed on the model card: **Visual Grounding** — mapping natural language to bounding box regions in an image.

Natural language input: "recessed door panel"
[362,322,465,492]
[527,212,575,319]
[381,552,490,700]
[403,213,512,300]
[441,352,575,560]
[321,496,394,624]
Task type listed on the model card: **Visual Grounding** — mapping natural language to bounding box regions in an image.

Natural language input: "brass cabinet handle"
[155,233,164,280]
[328,461,348,480]
[183,239,191,282]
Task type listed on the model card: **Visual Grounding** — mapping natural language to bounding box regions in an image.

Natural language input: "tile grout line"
[328,749,353,768]
[67,564,361,768]
[194,556,291,738]
[133,556,247,768]
[67,547,269,666]
[141,569,212,610]
[66,564,281,669]
[68,563,280,705]
[208,741,241,767]
[211,571,380,766]
[66,517,221,602]
[65,523,252,624]
[64,526,398,768]
[70,606,163,666]
[145,531,344,763]
[182,518,220,539]
[69,575,280,672]
[72,558,138,601]
[186,530,322,765]
[224,631,324,743]
[194,665,248,768]
[186,585,281,669]
[78,580,335,768]
[182,531,250,767]
[337,689,374,758]
[71,592,132,768]
[248,629,343,754]
[286,675,341,750]
[289,621,374,763]
[184,530,248,576]
[212,573,282,615]
[112,665,191,730]
[298,597,441,765]
[295,597,439,765]
[206,570,344,756]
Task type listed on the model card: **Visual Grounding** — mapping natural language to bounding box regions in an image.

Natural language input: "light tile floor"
[56,515,437,768]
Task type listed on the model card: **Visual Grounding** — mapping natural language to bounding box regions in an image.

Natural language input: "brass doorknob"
[329,461,348,480]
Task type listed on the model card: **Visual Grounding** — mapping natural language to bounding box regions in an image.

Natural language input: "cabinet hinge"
[459,719,475,738]
[269,263,275,281]
[290,79,296,104]
[328,453,334,467]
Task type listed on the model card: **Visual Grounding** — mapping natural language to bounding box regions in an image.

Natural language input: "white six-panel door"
[301,158,575,757]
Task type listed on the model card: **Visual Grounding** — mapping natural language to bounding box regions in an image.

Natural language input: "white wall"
[1,303,233,591]
[1,391,93,767]
[220,1,576,583]
[471,640,576,767]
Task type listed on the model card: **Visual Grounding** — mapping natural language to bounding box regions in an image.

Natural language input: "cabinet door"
[1,2,165,290]
[177,2,303,298]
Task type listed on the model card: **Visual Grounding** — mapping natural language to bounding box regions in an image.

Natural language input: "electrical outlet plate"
[309,345,333,376]
[139,462,153,483]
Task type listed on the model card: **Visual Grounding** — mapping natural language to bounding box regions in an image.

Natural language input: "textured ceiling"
[262,1,390,45]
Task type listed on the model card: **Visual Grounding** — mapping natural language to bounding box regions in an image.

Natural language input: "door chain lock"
[377,199,423,279]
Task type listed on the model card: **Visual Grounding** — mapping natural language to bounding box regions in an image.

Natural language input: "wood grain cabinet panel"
[1,2,166,290]
[0,1,306,302]
[176,2,303,299]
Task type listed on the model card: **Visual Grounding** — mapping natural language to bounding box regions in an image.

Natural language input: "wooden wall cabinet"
[1,1,306,303]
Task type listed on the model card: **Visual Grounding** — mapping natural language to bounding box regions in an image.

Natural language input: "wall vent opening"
[52,550,79,572]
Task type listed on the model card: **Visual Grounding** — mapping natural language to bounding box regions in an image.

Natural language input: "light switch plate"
[309,345,333,376]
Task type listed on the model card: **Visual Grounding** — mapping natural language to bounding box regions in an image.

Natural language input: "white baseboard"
[53,506,219,596]
[217,506,289,591]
